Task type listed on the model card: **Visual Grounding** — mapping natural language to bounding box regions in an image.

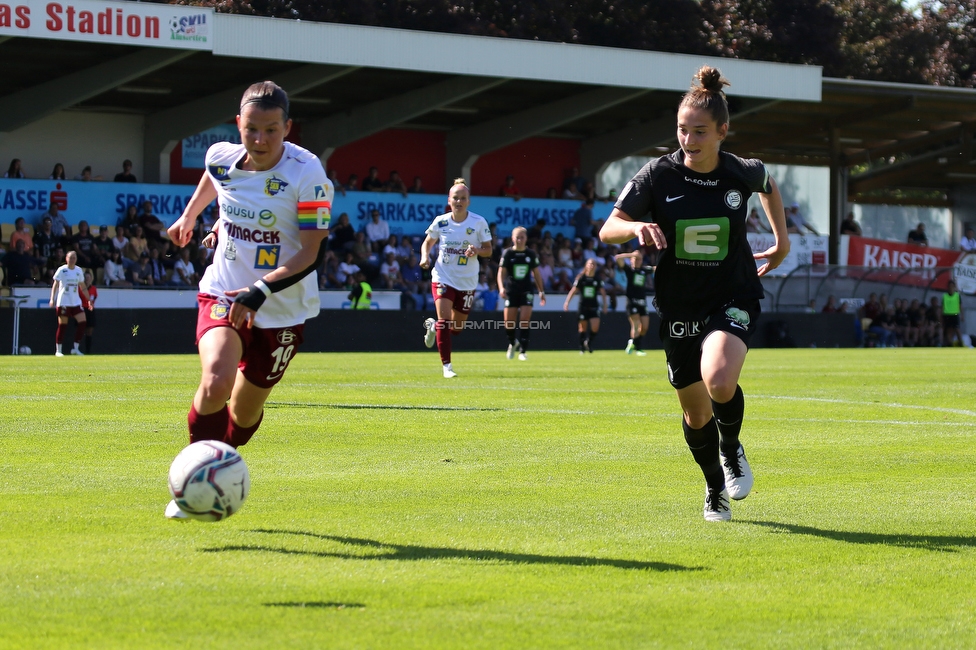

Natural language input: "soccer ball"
[168,440,250,521]
[18,345,31,355]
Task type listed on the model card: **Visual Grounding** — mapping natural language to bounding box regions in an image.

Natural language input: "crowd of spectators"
[3,157,137,183]
[816,292,950,348]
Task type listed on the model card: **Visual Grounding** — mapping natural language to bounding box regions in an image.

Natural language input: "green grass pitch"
[1,348,974,649]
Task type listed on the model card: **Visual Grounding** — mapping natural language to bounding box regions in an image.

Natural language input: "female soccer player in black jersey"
[564,258,608,353]
[600,66,789,521]
[497,226,546,360]
[614,248,654,356]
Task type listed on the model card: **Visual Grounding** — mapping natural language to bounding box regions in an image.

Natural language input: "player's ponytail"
[679,66,730,126]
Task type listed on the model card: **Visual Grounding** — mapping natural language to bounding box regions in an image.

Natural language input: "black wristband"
[233,283,268,311]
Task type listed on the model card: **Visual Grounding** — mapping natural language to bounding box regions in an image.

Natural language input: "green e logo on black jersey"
[676,217,730,261]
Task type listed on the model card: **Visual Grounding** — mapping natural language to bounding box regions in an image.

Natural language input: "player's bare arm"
[168,174,218,248]
[600,208,667,250]
[497,266,508,300]
[226,228,330,329]
[419,234,437,269]
[468,241,492,258]
[49,280,59,308]
[563,284,577,311]
[754,176,790,277]
[533,268,546,306]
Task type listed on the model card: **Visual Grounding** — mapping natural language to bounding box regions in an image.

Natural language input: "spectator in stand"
[546,187,558,199]
[41,203,72,244]
[907,222,928,246]
[400,252,427,310]
[526,218,546,247]
[103,249,130,286]
[112,224,129,256]
[336,251,360,288]
[395,234,414,262]
[4,158,24,178]
[71,220,97,269]
[386,170,408,197]
[351,231,373,268]
[821,295,839,313]
[74,165,102,181]
[318,249,340,289]
[329,212,355,252]
[32,216,57,269]
[381,234,400,259]
[49,163,66,180]
[746,208,770,233]
[2,239,38,285]
[9,217,33,255]
[499,174,522,200]
[408,176,425,194]
[786,203,818,235]
[118,203,140,231]
[893,298,912,345]
[113,159,137,183]
[869,306,898,347]
[328,170,346,197]
[130,251,154,286]
[379,251,404,290]
[840,211,862,235]
[365,209,390,253]
[573,198,596,243]
[362,166,385,192]
[861,292,882,322]
[563,167,585,199]
[147,247,168,284]
[555,238,574,271]
[93,225,114,264]
[345,173,359,192]
[580,181,598,202]
[139,200,168,253]
[44,246,66,284]
[123,224,149,264]
[907,298,925,346]
[537,252,556,291]
[170,247,198,286]
[959,226,976,252]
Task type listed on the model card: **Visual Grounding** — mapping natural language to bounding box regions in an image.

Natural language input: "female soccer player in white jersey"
[49,250,90,356]
[419,178,492,378]
[600,66,789,522]
[164,81,333,519]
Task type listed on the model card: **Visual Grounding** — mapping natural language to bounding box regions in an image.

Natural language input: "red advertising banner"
[840,235,972,293]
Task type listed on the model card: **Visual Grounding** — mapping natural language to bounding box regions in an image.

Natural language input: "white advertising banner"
[746,233,828,277]
[0,0,213,49]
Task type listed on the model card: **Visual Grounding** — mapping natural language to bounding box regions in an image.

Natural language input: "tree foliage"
[164,0,976,86]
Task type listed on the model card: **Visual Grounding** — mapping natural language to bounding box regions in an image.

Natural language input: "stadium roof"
[1,7,975,215]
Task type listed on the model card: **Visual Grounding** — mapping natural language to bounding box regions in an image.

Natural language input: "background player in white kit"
[419,178,492,378]
[49,250,90,356]
[165,81,333,519]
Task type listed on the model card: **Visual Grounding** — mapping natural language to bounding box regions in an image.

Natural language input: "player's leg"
[517,304,532,358]
[677,382,729,522]
[701,330,752,500]
[577,315,588,352]
[503,305,518,358]
[55,312,68,356]
[188,326,241,443]
[626,312,638,353]
[226,373,273,447]
[635,314,650,355]
[70,312,87,354]
[587,316,600,351]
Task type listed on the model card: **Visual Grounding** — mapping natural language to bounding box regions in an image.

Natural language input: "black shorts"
[943,314,960,329]
[627,298,648,317]
[660,299,761,390]
[504,289,535,309]
[578,308,600,321]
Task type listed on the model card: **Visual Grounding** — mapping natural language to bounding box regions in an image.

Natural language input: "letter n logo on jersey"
[255,245,280,269]
[676,217,730,261]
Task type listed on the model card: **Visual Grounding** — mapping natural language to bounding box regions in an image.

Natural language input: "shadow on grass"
[268,402,503,412]
[197,529,702,572]
[264,601,365,609]
[742,520,975,552]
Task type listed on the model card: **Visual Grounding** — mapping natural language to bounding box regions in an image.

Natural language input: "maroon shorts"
[195,293,305,389]
[431,282,475,315]
[57,305,84,318]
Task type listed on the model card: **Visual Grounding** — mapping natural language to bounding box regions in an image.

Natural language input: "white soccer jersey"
[427,211,491,291]
[200,141,333,328]
[53,265,85,308]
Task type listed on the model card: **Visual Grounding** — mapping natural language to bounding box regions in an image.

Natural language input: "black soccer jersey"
[615,150,770,320]
[573,274,601,312]
[623,264,654,301]
[500,247,540,293]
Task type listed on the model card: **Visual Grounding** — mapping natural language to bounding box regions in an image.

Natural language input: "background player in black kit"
[614,248,654,357]
[564,258,608,353]
[497,226,546,360]
[600,66,789,522]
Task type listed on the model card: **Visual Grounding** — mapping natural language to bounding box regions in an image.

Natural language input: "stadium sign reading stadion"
[0,0,213,49]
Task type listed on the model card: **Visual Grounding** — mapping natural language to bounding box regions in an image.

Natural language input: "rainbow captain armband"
[297,200,332,230]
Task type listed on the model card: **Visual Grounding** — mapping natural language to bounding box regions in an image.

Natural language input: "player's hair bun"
[453,177,468,186]
[693,66,730,95]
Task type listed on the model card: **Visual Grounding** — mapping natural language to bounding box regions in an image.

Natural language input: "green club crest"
[726,307,750,327]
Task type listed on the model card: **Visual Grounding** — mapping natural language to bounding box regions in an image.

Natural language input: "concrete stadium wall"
[0,310,857,355]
